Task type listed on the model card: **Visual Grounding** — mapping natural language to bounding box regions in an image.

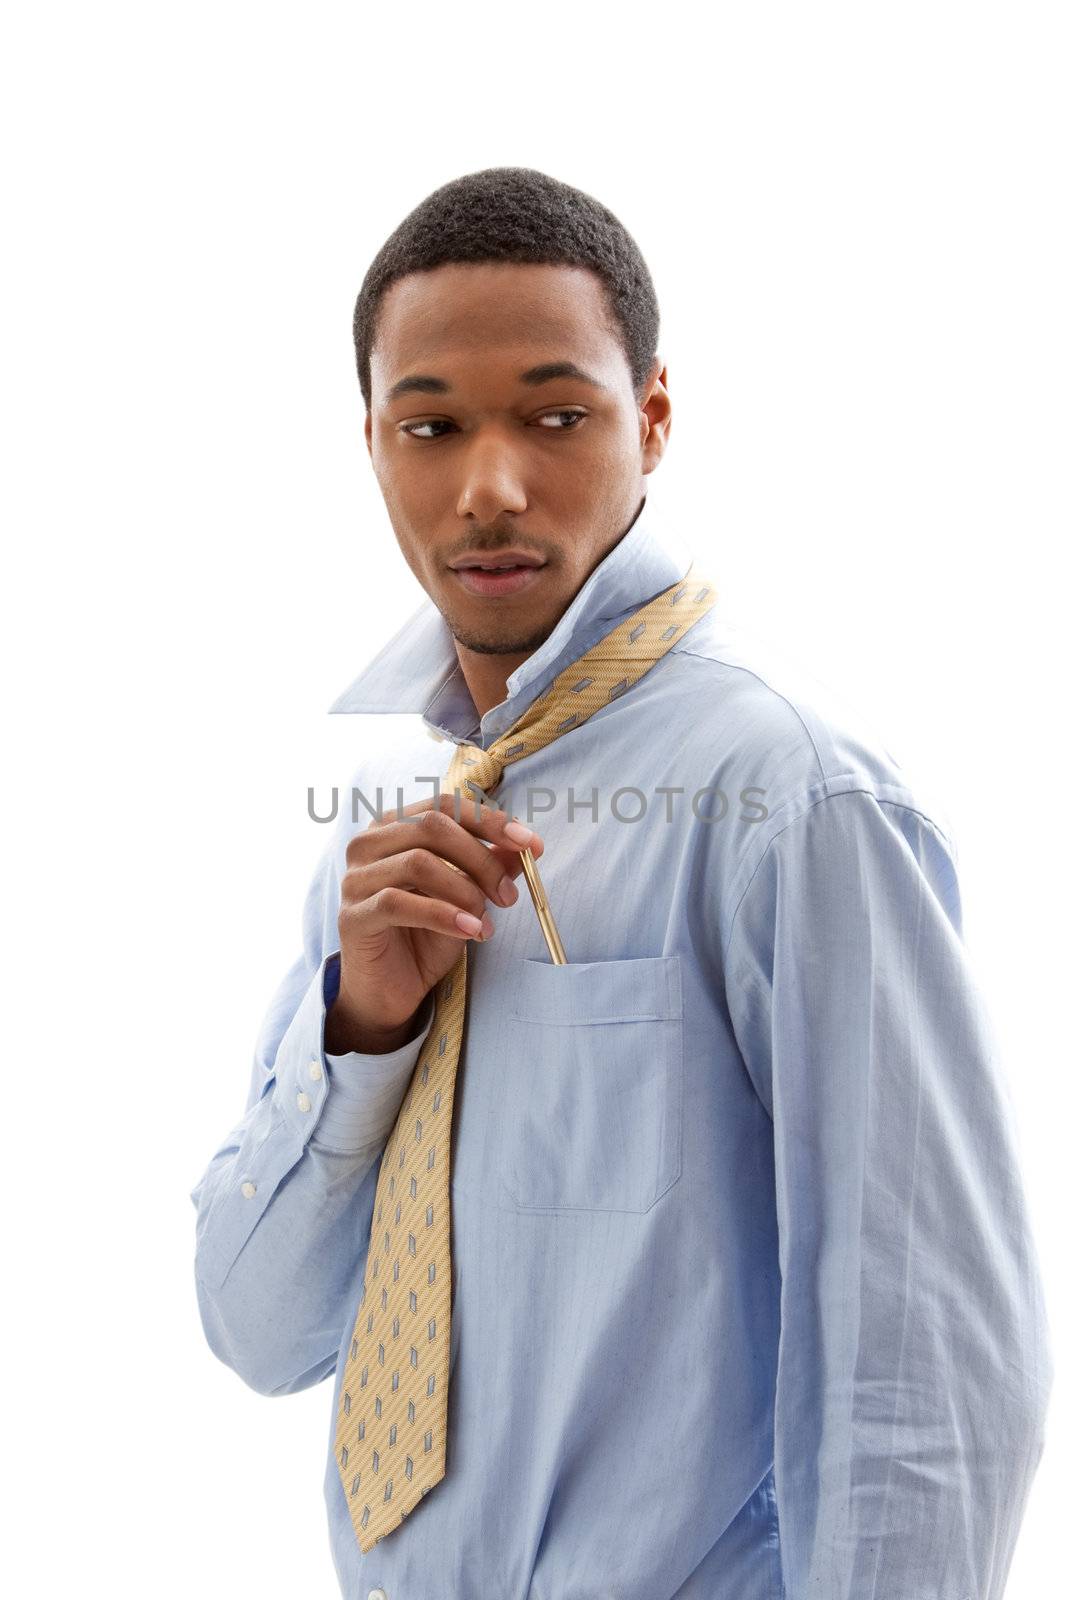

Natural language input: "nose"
[454,426,529,523]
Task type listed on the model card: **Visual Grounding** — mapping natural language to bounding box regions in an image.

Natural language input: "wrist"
[324,995,423,1056]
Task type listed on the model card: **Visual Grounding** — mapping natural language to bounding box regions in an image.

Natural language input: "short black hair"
[352,166,660,412]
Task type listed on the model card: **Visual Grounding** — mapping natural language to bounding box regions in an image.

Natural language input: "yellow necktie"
[333,564,718,1551]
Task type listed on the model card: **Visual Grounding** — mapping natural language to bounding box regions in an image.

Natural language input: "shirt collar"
[327,482,694,748]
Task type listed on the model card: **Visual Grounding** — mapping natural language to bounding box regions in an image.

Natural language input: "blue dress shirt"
[190,484,1053,1600]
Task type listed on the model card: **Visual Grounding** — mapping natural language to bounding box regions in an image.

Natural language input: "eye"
[400,419,455,440]
[399,408,588,442]
[537,408,587,429]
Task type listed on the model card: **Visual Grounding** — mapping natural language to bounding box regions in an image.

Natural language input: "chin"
[446,608,554,656]
[453,627,553,656]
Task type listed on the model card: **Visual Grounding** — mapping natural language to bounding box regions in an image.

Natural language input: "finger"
[341,884,495,943]
[354,802,542,905]
[372,791,545,859]
[345,848,501,918]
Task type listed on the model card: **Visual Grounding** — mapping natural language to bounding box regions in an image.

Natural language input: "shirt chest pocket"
[496,953,684,1215]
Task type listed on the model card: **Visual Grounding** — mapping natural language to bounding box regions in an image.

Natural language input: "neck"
[453,640,532,723]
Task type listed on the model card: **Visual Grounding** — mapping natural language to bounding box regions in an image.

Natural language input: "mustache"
[444,531,562,563]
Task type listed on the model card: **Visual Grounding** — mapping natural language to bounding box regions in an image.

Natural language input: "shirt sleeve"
[188,840,436,1396]
[722,785,1054,1599]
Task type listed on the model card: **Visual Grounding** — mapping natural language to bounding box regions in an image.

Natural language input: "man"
[190,167,1053,1600]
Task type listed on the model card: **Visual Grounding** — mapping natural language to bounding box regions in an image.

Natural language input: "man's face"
[365,260,669,656]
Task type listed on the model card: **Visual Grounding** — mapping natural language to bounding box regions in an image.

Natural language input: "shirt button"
[309,1061,323,1081]
[296,1091,312,1113]
[368,1590,388,1600]
[240,1181,257,1198]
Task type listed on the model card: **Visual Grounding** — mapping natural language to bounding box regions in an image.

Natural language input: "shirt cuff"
[311,985,438,1155]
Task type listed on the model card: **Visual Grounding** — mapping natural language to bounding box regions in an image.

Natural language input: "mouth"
[448,552,547,598]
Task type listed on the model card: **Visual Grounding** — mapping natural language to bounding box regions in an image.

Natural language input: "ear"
[639,356,671,471]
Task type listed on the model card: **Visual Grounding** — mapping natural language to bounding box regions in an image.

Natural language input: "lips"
[458,561,530,571]
[450,562,547,598]
[449,551,546,571]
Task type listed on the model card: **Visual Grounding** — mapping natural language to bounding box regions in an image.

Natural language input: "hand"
[324,795,545,1054]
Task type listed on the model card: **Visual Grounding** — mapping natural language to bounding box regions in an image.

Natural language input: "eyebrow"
[383,361,608,405]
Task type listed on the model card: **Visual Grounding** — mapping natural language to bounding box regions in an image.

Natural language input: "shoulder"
[663,596,958,846]
[659,599,963,964]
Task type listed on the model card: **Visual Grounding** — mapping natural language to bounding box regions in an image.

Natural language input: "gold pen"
[518,844,567,964]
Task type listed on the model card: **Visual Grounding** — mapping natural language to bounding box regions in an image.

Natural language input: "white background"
[2,3,1062,1595]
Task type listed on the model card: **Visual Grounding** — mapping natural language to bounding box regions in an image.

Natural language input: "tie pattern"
[333,564,719,1551]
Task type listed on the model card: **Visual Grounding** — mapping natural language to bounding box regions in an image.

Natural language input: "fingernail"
[455,911,482,935]
[504,820,534,843]
[498,877,519,905]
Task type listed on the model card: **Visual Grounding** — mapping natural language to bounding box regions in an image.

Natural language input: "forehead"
[371,261,623,384]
